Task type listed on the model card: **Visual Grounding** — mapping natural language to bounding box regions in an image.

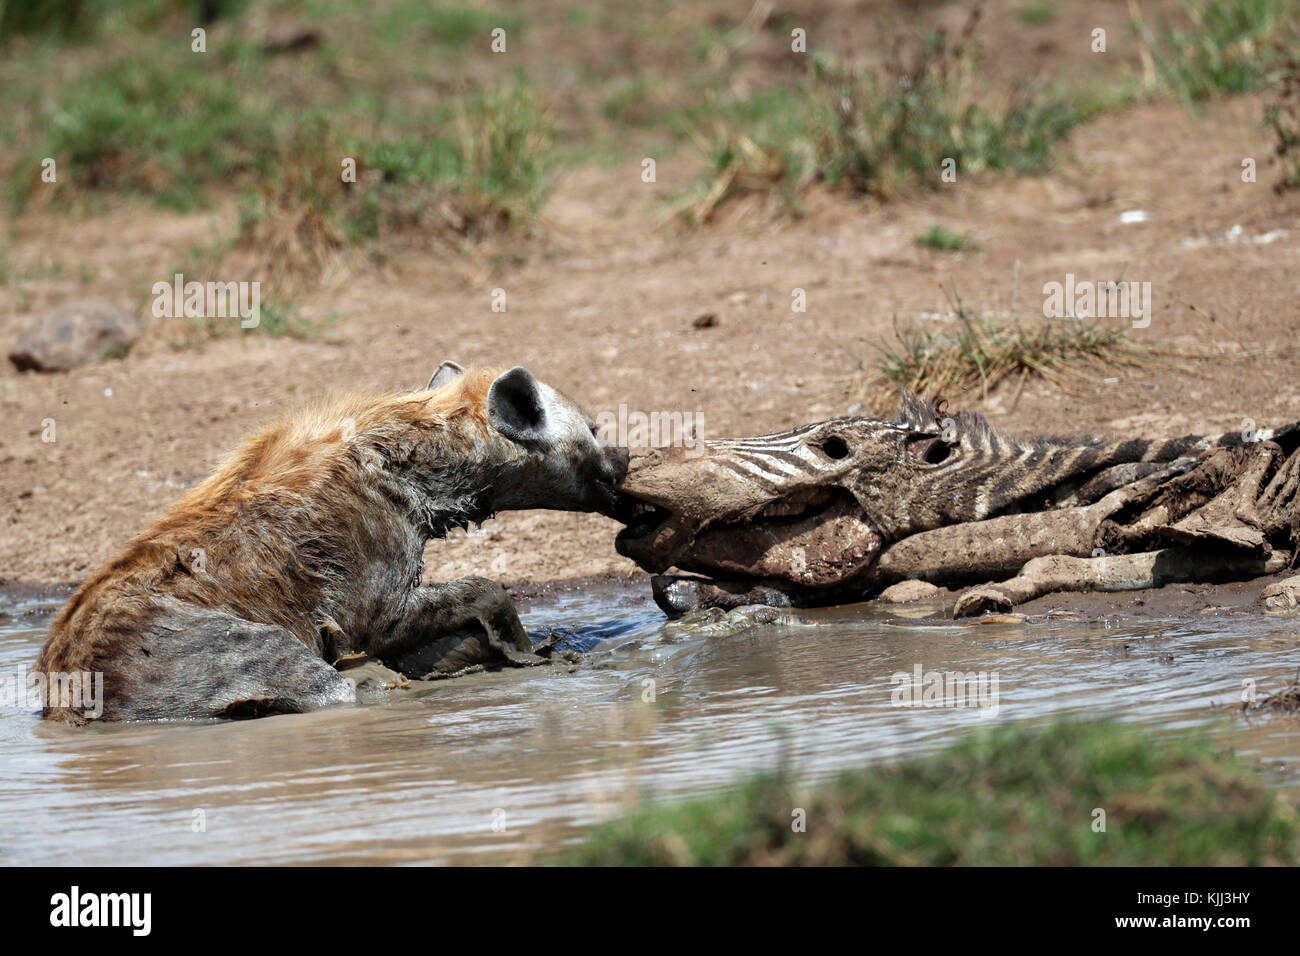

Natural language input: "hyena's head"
[426,361,628,517]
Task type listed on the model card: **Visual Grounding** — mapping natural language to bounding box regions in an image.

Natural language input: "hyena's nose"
[604,444,630,483]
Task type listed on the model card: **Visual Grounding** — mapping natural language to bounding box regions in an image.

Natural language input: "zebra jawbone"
[616,475,882,588]
[613,443,749,572]
[677,489,882,588]
[613,432,885,582]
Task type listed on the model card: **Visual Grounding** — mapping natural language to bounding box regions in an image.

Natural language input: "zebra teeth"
[614,493,673,533]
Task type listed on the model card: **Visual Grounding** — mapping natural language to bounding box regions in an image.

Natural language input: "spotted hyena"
[34,362,628,723]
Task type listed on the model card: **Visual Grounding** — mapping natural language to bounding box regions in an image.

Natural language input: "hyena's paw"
[953,585,1014,618]
[458,576,532,656]
[386,577,544,676]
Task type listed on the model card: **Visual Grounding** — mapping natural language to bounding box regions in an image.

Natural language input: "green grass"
[676,15,1103,224]
[0,0,91,38]
[1017,2,1059,27]
[253,300,341,340]
[811,52,1101,188]
[12,42,278,211]
[1139,0,1295,106]
[564,6,591,30]
[15,35,553,239]
[375,2,524,51]
[916,224,979,252]
[357,82,553,241]
[5,3,550,229]
[0,0,237,41]
[165,293,340,346]
[562,719,1298,866]
[239,82,552,253]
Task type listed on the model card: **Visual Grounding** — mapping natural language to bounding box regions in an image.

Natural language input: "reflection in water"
[1,584,1298,864]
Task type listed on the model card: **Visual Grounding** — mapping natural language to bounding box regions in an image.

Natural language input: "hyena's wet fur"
[36,362,627,723]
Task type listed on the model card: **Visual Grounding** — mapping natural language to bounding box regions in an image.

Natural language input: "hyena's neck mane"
[167,373,504,531]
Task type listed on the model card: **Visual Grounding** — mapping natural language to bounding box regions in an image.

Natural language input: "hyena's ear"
[426,360,465,390]
[488,366,548,443]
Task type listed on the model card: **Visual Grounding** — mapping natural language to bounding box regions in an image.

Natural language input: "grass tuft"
[1017,2,1059,27]
[916,224,979,252]
[854,279,1162,407]
[376,2,523,50]
[1266,32,1300,191]
[12,45,277,211]
[560,719,1298,866]
[1139,0,1294,106]
[211,82,552,305]
[677,5,1100,225]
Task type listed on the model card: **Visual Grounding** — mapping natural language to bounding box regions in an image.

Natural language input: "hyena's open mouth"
[615,486,882,591]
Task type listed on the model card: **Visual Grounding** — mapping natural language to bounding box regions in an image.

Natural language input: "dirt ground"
[1,86,1298,590]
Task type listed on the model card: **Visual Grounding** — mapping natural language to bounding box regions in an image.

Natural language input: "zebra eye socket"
[906,436,953,464]
[819,436,850,460]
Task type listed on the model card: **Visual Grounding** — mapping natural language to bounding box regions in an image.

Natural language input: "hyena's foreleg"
[107,602,356,720]
[371,577,541,676]
[952,547,1291,617]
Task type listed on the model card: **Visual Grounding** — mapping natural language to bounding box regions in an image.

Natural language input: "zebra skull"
[613,405,957,590]
[613,393,1235,605]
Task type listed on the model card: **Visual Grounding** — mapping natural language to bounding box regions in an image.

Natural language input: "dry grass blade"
[673,133,794,228]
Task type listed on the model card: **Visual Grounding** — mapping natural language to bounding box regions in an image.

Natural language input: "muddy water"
[2,584,1299,865]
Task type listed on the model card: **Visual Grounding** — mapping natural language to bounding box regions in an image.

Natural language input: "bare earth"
[1,93,1298,591]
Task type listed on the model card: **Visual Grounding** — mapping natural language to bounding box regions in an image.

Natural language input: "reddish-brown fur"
[35,366,506,723]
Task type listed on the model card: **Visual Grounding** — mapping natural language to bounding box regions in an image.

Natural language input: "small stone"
[879,580,942,603]
[9,300,140,372]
